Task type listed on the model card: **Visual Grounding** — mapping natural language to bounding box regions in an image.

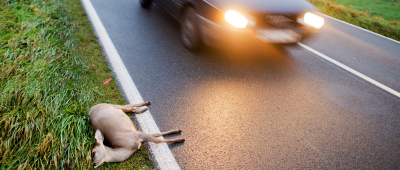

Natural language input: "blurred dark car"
[139,0,324,51]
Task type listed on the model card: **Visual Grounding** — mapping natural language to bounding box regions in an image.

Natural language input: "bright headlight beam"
[225,10,248,28]
[304,12,324,29]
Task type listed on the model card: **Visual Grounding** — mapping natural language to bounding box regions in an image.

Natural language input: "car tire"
[181,7,202,51]
[140,0,152,9]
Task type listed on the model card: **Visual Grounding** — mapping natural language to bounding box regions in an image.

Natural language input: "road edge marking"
[319,13,400,44]
[298,42,400,99]
[80,0,181,169]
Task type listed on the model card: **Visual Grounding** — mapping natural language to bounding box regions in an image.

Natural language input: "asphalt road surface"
[89,0,400,169]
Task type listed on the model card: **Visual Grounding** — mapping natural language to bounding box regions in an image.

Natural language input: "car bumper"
[197,14,318,47]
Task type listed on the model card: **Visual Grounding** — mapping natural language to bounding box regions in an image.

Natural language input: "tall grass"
[334,0,400,21]
[0,0,153,169]
[308,0,400,41]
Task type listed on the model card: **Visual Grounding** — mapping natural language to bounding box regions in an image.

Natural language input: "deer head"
[91,130,108,168]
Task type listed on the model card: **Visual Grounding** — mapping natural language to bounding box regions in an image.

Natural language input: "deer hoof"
[146,101,151,105]
[181,139,185,142]
[178,130,182,133]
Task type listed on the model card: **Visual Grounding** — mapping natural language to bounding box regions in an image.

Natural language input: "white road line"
[319,12,400,44]
[80,0,181,169]
[298,42,400,99]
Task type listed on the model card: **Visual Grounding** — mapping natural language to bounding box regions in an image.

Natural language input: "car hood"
[205,0,318,14]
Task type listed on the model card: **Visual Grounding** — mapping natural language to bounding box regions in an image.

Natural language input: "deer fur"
[89,102,184,168]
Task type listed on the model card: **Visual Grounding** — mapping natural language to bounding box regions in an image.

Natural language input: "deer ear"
[95,129,104,144]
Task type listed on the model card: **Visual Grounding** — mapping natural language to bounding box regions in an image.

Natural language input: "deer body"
[89,102,184,168]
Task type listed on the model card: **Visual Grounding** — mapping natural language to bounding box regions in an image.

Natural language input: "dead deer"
[88,102,184,168]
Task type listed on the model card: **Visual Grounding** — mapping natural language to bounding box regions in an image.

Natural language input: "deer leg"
[113,101,151,113]
[150,130,182,137]
[132,107,148,114]
[139,132,185,144]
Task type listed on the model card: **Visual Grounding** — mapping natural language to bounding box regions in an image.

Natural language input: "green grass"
[0,0,153,169]
[334,0,400,21]
[308,0,400,41]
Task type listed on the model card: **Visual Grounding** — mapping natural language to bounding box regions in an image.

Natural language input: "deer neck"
[105,147,134,163]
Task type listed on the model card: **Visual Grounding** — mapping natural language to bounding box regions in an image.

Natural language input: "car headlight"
[225,10,248,28]
[304,12,324,29]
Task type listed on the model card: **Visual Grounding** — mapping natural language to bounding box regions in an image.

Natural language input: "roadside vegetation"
[334,0,400,21]
[0,0,153,169]
[308,0,400,41]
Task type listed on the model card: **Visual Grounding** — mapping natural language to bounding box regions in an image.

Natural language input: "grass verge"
[0,0,153,169]
[308,0,400,41]
[334,0,400,21]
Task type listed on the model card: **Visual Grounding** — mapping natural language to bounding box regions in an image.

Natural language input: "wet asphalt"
[88,0,400,169]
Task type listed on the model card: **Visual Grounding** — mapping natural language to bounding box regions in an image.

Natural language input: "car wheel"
[181,7,202,51]
[140,0,152,9]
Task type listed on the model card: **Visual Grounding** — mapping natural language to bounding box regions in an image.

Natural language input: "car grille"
[265,15,295,28]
